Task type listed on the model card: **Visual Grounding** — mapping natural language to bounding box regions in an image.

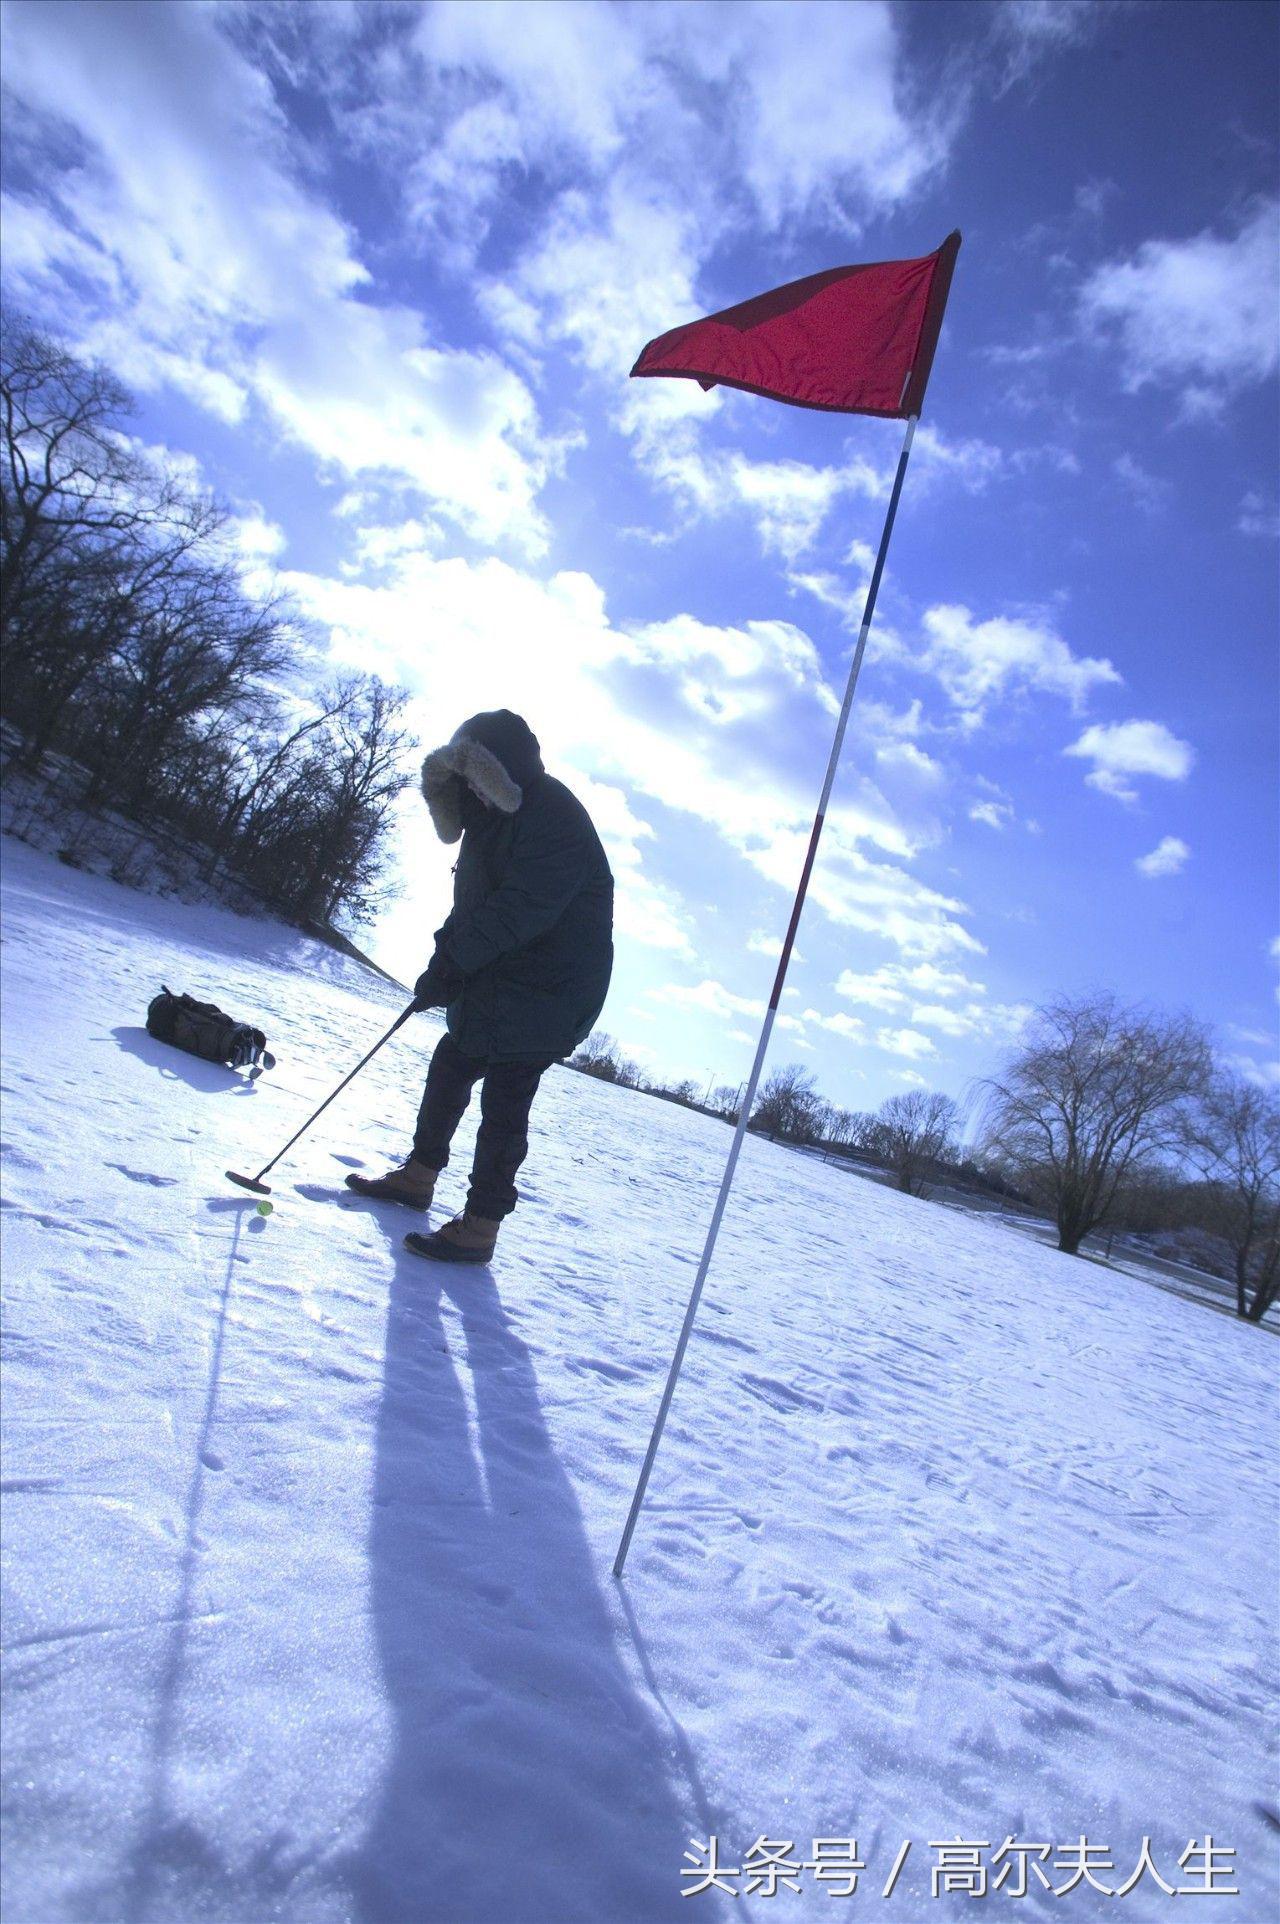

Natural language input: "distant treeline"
[572,994,1280,1326]
[573,1034,1008,1201]
[1,317,414,928]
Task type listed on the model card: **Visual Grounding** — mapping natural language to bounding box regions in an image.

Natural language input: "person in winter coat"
[347,709,614,1264]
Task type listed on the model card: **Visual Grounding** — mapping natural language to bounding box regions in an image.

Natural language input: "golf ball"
[256,1200,273,1217]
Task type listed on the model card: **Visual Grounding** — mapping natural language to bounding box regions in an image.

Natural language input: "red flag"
[631,231,960,419]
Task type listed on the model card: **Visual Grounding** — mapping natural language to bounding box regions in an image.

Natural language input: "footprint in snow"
[199,1448,225,1472]
[331,1153,363,1168]
[107,1164,179,1187]
[695,1326,757,1355]
[565,1356,644,1385]
[740,1373,824,1415]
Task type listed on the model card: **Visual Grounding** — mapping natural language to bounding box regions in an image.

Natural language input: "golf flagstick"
[613,415,918,1578]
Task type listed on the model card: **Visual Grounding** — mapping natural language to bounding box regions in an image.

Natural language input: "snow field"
[1,836,1276,1922]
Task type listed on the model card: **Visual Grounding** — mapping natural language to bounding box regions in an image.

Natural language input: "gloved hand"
[413,950,465,1012]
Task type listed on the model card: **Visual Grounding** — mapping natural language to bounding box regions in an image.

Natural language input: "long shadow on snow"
[351,1214,728,1924]
[123,1199,269,1920]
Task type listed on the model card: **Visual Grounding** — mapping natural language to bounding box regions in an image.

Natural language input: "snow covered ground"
[2,834,1277,1924]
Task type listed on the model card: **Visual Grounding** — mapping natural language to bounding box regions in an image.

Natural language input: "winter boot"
[344,1156,438,1210]
[403,1211,500,1266]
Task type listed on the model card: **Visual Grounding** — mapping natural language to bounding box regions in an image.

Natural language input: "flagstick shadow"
[348,1217,730,1923]
[124,1199,257,1919]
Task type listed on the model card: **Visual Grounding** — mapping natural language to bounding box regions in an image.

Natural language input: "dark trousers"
[412,1031,553,1220]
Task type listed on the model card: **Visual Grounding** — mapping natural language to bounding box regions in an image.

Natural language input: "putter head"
[226,1170,272,1196]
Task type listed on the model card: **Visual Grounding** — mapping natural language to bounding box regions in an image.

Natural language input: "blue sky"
[2,0,1276,1114]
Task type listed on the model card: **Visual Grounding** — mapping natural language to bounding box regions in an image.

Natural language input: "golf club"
[226,1001,417,1195]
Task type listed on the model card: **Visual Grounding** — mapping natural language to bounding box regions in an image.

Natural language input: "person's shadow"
[349,1214,728,1923]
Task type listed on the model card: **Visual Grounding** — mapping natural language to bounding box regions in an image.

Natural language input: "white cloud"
[835,967,910,1013]
[908,999,1031,1041]
[991,1,1099,93]
[908,1003,980,1038]
[874,739,947,795]
[648,979,765,1024]
[226,511,287,562]
[1238,492,1280,539]
[1113,453,1173,516]
[911,423,1006,495]
[799,1008,866,1042]
[384,2,962,547]
[417,1,644,171]
[281,538,986,962]
[413,0,948,240]
[1135,836,1190,880]
[835,961,988,1011]
[644,424,1003,561]
[1223,1052,1280,1091]
[747,931,803,965]
[681,2,949,228]
[911,604,1122,725]
[1227,1024,1276,1051]
[749,818,984,959]
[875,1026,937,1061]
[969,799,1014,831]
[1080,200,1280,413]
[725,456,870,560]
[498,179,706,395]
[605,418,894,560]
[1,1,556,553]
[1064,719,1195,804]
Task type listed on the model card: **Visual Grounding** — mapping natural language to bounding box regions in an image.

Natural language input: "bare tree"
[79,563,287,809]
[872,1088,959,1196]
[981,991,1211,1255]
[751,1063,821,1142]
[1,319,220,761]
[569,1033,645,1088]
[837,1110,886,1157]
[1180,1075,1280,1322]
[573,1032,620,1074]
[2,317,418,934]
[711,1083,742,1121]
[822,1107,860,1149]
[231,677,415,926]
[187,682,357,878]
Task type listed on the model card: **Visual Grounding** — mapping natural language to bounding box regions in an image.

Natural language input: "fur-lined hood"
[420,709,544,843]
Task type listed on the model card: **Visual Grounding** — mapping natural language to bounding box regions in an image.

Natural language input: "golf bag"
[146,986,276,1077]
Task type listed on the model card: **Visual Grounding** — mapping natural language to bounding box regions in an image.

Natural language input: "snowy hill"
[2,835,1276,1924]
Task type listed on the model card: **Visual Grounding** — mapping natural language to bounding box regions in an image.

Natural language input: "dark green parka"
[422,711,614,1063]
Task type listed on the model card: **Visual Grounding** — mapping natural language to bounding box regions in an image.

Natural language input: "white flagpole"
[613,412,919,1579]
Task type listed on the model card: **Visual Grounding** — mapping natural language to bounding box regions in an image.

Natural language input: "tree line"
[1,318,414,928]
[981,992,1277,1322]
[573,990,1279,1325]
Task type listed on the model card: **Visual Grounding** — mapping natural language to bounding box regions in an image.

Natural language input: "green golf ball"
[256,1200,273,1216]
